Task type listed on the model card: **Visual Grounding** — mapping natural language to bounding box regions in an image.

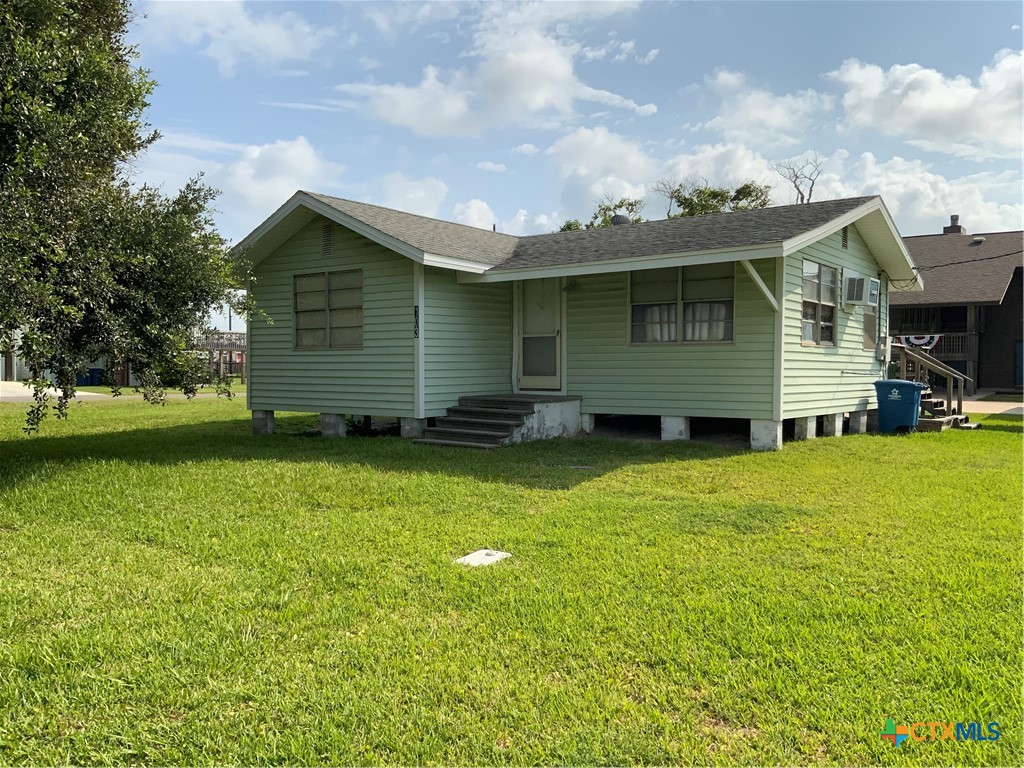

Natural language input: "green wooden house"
[235,192,921,450]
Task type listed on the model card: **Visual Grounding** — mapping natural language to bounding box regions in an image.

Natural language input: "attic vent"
[841,226,849,249]
[321,223,334,258]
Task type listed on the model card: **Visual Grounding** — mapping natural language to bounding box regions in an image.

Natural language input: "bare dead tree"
[771,152,823,204]
[651,175,681,218]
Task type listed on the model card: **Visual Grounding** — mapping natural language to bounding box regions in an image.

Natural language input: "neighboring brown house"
[891,216,1023,391]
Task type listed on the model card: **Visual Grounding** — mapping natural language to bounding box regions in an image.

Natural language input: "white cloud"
[702,69,834,148]
[639,48,659,65]
[812,151,1023,234]
[134,134,345,242]
[144,0,335,77]
[336,1,654,136]
[453,201,548,234]
[218,137,345,214]
[476,160,507,173]
[661,142,775,190]
[512,143,540,155]
[828,49,1023,160]
[546,126,658,213]
[453,198,497,229]
[365,1,462,38]
[337,65,474,137]
[357,56,380,71]
[1012,24,1021,31]
[374,172,448,217]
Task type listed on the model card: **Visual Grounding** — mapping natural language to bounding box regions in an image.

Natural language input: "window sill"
[800,341,835,348]
[629,340,736,347]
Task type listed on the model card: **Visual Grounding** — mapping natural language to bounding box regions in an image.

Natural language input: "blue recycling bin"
[874,379,928,433]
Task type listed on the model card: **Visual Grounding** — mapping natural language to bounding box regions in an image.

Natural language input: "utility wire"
[886,248,1023,291]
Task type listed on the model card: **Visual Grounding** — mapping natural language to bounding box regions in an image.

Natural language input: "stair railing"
[892,343,973,416]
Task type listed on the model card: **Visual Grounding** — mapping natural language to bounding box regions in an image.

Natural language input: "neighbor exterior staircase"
[892,343,980,432]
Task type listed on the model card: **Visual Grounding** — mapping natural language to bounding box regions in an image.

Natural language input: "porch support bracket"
[740,259,779,313]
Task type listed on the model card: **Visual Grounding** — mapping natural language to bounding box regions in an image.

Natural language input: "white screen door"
[518,278,561,390]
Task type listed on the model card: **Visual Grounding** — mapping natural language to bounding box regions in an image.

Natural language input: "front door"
[517,278,562,390]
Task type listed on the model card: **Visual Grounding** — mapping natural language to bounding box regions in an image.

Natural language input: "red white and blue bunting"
[898,335,942,350]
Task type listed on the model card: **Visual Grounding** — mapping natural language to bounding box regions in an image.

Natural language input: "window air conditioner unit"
[843,270,880,306]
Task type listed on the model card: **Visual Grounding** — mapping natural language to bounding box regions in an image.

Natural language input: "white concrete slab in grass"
[454,549,511,566]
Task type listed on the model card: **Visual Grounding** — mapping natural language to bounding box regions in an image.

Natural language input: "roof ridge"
[519,195,880,241]
[303,190,521,241]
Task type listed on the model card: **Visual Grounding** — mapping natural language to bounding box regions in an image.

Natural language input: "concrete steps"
[414,394,530,448]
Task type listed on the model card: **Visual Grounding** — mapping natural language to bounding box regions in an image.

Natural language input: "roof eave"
[232,191,428,272]
[781,197,924,291]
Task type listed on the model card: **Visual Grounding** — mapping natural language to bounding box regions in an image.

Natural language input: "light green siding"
[565,259,778,419]
[249,218,415,416]
[782,226,888,418]
[423,267,512,416]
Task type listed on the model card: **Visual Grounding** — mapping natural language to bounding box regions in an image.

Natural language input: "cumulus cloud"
[476,161,507,173]
[218,137,345,214]
[701,69,834,148]
[512,143,540,155]
[812,151,1023,234]
[133,134,345,242]
[661,142,775,189]
[453,201,543,234]
[143,0,336,77]
[828,49,1023,160]
[335,1,655,136]
[546,126,658,213]
[374,172,448,217]
[453,198,497,229]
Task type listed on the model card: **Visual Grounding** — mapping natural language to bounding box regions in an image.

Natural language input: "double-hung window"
[801,261,836,345]
[294,270,363,349]
[630,264,734,343]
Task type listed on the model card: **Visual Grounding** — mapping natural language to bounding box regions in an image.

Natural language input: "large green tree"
[0,0,245,429]
[660,177,772,217]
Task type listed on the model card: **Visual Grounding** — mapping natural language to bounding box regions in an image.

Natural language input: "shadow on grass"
[0,412,748,493]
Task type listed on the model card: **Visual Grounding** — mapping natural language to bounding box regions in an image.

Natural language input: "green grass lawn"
[0,398,1020,765]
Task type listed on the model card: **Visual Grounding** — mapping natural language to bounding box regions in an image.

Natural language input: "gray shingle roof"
[305,192,517,267]
[306,192,879,271]
[495,196,877,271]
[891,230,1023,306]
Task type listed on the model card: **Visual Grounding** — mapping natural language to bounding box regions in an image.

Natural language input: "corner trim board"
[413,262,425,419]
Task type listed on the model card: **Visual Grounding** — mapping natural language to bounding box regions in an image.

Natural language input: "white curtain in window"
[684,302,728,341]
[642,304,675,342]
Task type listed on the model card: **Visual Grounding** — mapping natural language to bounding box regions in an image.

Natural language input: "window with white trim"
[294,270,363,349]
[863,305,877,351]
[801,260,836,345]
[630,264,734,343]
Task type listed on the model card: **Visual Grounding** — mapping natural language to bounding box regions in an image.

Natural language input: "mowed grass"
[0,398,1020,766]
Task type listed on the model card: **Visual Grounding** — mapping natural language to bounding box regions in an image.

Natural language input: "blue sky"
[131,0,1022,252]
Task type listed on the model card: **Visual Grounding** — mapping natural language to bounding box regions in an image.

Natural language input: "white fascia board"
[234,192,427,269]
[422,252,491,274]
[231,191,306,257]
[300,195,425,263]
[781,198,923,290]
[456,244,782,283]
[779,199,880,256]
